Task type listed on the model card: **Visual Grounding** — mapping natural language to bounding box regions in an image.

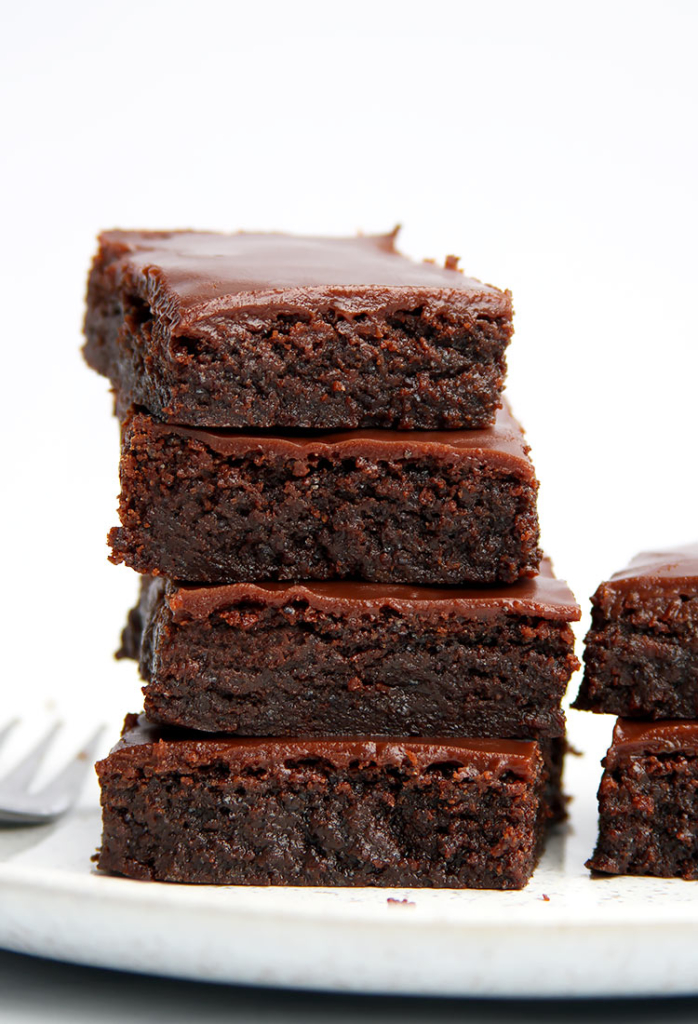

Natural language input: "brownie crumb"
[95,718,554,890]
[83,230,513,430]
[109,405,541,585]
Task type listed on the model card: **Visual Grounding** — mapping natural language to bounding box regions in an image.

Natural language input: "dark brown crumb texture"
[543,737,567,824]
[123,578,577,738]
[587,749,698,879]
[83,231,513,430]
[573,586,698,718]
[109,411,541,585]
[96,724,550,889]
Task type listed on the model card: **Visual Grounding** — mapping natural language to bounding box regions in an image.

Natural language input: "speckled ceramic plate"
[1,714,697,997]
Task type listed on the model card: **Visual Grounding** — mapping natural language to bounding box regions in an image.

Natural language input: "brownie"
[543,737,568,824]
[573,544,698,718]
[95,714,554,889]
[587,719,698,879]
[83,230,513,430]
[119,559,579,738]
[109,403,541,585]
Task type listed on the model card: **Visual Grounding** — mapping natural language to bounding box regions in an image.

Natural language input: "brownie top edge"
[609,718,698,759]
[129,399,534,467]
[100,714,541,781]
[166,556,580,623]
[96,229,512,320]
[593,543,698,600]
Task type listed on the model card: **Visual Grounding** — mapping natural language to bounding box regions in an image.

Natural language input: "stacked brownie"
[573,544,698,878]
[85,229,580,889]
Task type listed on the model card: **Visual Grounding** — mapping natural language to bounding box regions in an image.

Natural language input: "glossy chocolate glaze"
[603,543,698,595]
[166,556,579,624]
[610,718,698,758]
[99,229,511,323]
[111,714,540,781]
[136,400,533,473]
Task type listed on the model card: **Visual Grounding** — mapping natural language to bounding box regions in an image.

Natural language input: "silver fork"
[0,720,105,825]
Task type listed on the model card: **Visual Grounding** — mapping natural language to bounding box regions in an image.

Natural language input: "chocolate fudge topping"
[84,229,514,430]
[113,714,540,781]
[95,229,511,319]
[168,556,580,623]
[609,718,698,758]
[601,543,698,595]
[146,399,533,476]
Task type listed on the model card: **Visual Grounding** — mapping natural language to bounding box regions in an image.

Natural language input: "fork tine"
[0,721,62,794]
[33,725,106,813]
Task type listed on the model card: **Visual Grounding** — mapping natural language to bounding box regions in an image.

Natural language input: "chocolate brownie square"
[84,230,513,430]
[109,403,541,585]
[587,719,698,879]
[119,559,579,738]
[573,544,698,718]
[96,715,554,889]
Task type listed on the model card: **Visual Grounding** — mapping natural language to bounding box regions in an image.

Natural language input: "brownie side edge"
[587,747,698,879]
[83,230,514,430]
[95,726,547,889]
[130,576,576,737]
[108,410,541,585]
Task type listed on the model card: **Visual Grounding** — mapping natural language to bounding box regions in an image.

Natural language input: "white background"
[0,1,697,1014]
[0,0,696,761]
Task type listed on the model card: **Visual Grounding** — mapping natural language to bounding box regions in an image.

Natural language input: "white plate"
[1,714,698,999]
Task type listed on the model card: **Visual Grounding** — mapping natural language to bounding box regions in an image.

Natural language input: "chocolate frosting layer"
[166,556,579,624]
[604,543,698,594]
[100,229,511,325]
[136,401,534,474]
[609,718,698,760]
[108,714,540,781]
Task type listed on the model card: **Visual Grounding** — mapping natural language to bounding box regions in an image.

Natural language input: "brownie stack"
[84,229,580,889]
[573,544,698,879]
